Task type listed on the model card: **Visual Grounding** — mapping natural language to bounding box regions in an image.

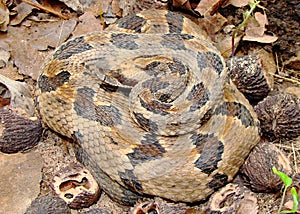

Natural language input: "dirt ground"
[0,0,299,213]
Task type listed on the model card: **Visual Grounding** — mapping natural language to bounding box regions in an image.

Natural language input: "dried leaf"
[194,0,220,16]
[0,49,10,68]
[227,0,254,7]
[6,19,76,79]
[284,49,300,69]
[57,0,83,13]
[198,12,227,39]
[244,12,278,43]
[245,14,264,37]
[0,64,23,80]
[72,11,103,37]
[171,0,189,6]
[251,49,276,73]
[10,2,36,26]
[29,19,77,50]
[243,34,278,43]
[215,34,242,58]
[80,0,102,9]
[0,1,9,32]
[0,74,35,116]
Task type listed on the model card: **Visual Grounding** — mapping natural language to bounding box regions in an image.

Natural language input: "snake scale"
[37,10,260,205]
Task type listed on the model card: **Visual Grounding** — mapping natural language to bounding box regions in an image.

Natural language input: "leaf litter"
[0,0,299,213]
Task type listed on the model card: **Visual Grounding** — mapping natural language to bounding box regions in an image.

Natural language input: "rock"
[0,150,42,213]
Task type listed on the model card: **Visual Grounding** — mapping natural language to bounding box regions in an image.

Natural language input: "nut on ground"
[254,93,300,140]
[226,55,272,103]
[26,195,71,214]
[206,183,258,214]
[0,107,42,153]
[53,162,100,209]
[240,142,292,192]
[130,197,189,214]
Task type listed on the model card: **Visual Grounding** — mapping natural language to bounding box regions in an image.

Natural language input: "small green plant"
[272,167,299,214]
[231,0,260,56]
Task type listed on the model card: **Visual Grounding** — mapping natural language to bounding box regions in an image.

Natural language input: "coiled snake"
[37,10,260,205]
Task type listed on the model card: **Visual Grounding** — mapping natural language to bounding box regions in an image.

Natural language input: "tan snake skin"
[37,10,260,205]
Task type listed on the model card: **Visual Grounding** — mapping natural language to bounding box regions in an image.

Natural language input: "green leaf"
[290,187,299,212]
[280,187,299,213]
[272,167,292,187]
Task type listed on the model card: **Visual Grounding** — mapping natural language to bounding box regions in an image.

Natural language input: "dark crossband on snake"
[37,9,260,205]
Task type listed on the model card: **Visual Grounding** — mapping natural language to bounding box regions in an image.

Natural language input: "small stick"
[291,142,298,173]
[21,0,68,20]
[271,73,300,86]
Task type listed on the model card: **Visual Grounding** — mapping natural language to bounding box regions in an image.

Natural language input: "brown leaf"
[0,74,35,116]
[10,2,35,26]
[244,12,278,43]
[197,12,228,41]
[29,19,77,50]
[227,0,253,7]
[249,48,275,90]
[0,1,9,32]
[170,0,198,15]
[245,14,265,37]
[243,34,278,43]
[284,49,300,69]
[0,64,23,80]
[194,0,221,16]
[57,0,83,13]
[72,11,103,37]
[215,34,242,58]
[0,49,10,68]
[5,19,76,79]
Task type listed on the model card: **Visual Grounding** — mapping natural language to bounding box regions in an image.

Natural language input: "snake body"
[37,10,260,205]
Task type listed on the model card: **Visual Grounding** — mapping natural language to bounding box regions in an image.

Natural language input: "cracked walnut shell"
[206,183,258,214]
[53,162,100,209]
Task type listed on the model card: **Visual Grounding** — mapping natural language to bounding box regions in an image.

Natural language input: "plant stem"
[231,0,260,56]
[278,186,288,214]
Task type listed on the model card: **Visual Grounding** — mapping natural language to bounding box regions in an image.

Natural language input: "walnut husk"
[0,107,42,153]
[227,55,272,103]
[254,93,300,140]
[53,162,101,209]
[240,142,292,193]
[207,183,258,214]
